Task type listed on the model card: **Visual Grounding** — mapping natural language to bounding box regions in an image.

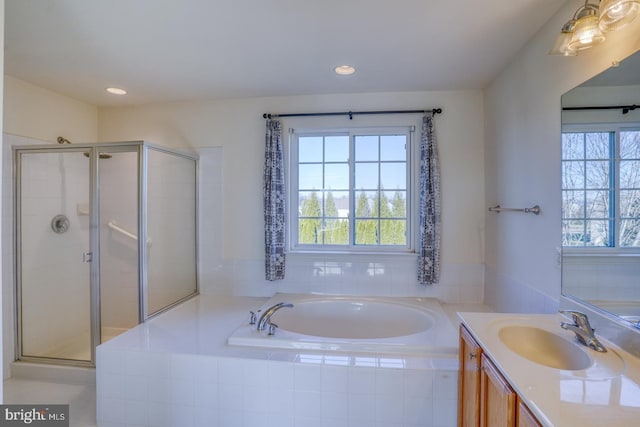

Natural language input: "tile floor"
[3,378,97,427]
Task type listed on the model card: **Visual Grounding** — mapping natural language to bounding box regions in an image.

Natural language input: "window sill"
[287,250,418,262]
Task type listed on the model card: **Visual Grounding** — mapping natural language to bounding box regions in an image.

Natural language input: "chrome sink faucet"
[257,302,293,332]
[560,310,607,352]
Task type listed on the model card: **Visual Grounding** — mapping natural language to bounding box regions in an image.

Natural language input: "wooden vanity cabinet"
[458,324,542,427]
[517,398,543,427]
[480,353,515,427]
[458,325,482,427]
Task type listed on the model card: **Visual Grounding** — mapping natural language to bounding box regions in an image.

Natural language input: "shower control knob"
[51,214,70,234]
[249,311,257,325]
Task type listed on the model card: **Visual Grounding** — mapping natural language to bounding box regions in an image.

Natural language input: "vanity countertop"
[458,312,640,427]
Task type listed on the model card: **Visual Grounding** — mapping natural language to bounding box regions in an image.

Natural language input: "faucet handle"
[560,309,587,323]
[249,310,259,325]
[560,310,594,331]
[268,323,278,336]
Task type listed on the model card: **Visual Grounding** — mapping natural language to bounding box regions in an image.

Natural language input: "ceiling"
[5,0,565,106]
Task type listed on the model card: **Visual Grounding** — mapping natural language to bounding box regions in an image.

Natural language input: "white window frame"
[287,125,416,254]
[562,123,640,254]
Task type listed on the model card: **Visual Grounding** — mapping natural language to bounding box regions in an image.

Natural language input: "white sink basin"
[498,325,592,370]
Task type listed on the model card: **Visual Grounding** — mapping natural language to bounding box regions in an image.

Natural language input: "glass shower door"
[17,150,92,363]
[98,148,140,342]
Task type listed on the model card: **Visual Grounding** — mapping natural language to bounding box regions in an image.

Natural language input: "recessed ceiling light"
[106,87,127,95]
[334,65,356,76]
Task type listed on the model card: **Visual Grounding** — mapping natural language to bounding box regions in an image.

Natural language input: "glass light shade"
[549,31,577,56]
[568,15,606,51]
[599,0,640,32]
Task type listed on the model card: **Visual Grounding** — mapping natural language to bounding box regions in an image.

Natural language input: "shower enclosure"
[13,141,198,366]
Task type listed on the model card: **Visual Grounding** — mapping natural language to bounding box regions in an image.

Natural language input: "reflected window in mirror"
[562,127,640,248]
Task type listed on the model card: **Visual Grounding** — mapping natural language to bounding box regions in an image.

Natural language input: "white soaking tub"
[227,293,458,355]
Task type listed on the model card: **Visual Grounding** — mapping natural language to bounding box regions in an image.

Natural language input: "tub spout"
[257,302,293,331]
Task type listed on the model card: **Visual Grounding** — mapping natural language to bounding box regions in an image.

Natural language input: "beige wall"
[484,0,640,313]
[3,75,98,143]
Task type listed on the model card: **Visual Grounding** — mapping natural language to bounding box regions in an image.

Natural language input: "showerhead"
[57,136,112,159]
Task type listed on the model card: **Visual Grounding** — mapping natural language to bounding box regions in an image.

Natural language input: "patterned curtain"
[264,119,286,281]
[417,114,441,285]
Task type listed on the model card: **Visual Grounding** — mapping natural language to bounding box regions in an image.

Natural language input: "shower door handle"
[83,252,93,263]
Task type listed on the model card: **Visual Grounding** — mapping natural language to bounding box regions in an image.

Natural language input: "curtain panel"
[417,114,441,285]
[263,119,286,280]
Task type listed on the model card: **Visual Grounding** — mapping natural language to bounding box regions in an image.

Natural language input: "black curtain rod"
[262,108,442,120]
[563,104,638,114]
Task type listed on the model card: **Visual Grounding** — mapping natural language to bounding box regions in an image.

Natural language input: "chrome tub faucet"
[560,310,607,352]
[257,302,293,332]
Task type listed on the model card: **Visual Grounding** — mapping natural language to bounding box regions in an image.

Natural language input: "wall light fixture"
[549,0,640,56]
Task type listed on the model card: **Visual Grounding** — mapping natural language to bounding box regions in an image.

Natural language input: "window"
[561,128,640,248]
[291,128,413,252]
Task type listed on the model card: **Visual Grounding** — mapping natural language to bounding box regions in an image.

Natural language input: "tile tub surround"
[96,295,460,427]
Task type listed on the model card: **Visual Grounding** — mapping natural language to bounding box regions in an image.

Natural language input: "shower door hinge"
[83,252,93,263]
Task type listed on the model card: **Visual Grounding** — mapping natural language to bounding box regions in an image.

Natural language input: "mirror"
[561,50,640,327]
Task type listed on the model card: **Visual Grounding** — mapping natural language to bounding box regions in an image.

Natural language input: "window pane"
[585,133,610,159]
[387,191,406,218]
[620,160,640,189]
[298,164,323,190]
[299,191,323,216]
[380,135,406,161]
[585,220,610,247]
[323,219,349,245]
[380,219,406,245]
[620,189,640,218]
[562,220,586,246]
[324,191,349,218]
[355,163,378,189]
[324,163,349,190]
[380,163,406,190]
[562,190,585,218]
[355,219,378,245]
[620,218,640,247]
[620,131,640,159]
[562,133,584,160]
[355,135,378,161]
[299,219,322,244]
[325,136,349,162]
[299,137,323,162]
[585,161,609,188]
[585,190,610,219]
[562,161,585,189]
[355,191,377,217]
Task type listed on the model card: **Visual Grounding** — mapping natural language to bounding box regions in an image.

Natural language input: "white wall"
[0,0,5,402]
[98,90,485,301]
[484,0,640,314]
[3,75,98,143]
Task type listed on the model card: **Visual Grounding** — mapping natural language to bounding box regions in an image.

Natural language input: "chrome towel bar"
[488,205,540,215]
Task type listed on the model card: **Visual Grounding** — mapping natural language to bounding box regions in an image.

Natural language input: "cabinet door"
[458,325,482,427]
[517,398,542,427]
[480,354,516,427]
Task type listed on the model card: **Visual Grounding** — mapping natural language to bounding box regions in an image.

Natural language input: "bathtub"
[227,293,458,355]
